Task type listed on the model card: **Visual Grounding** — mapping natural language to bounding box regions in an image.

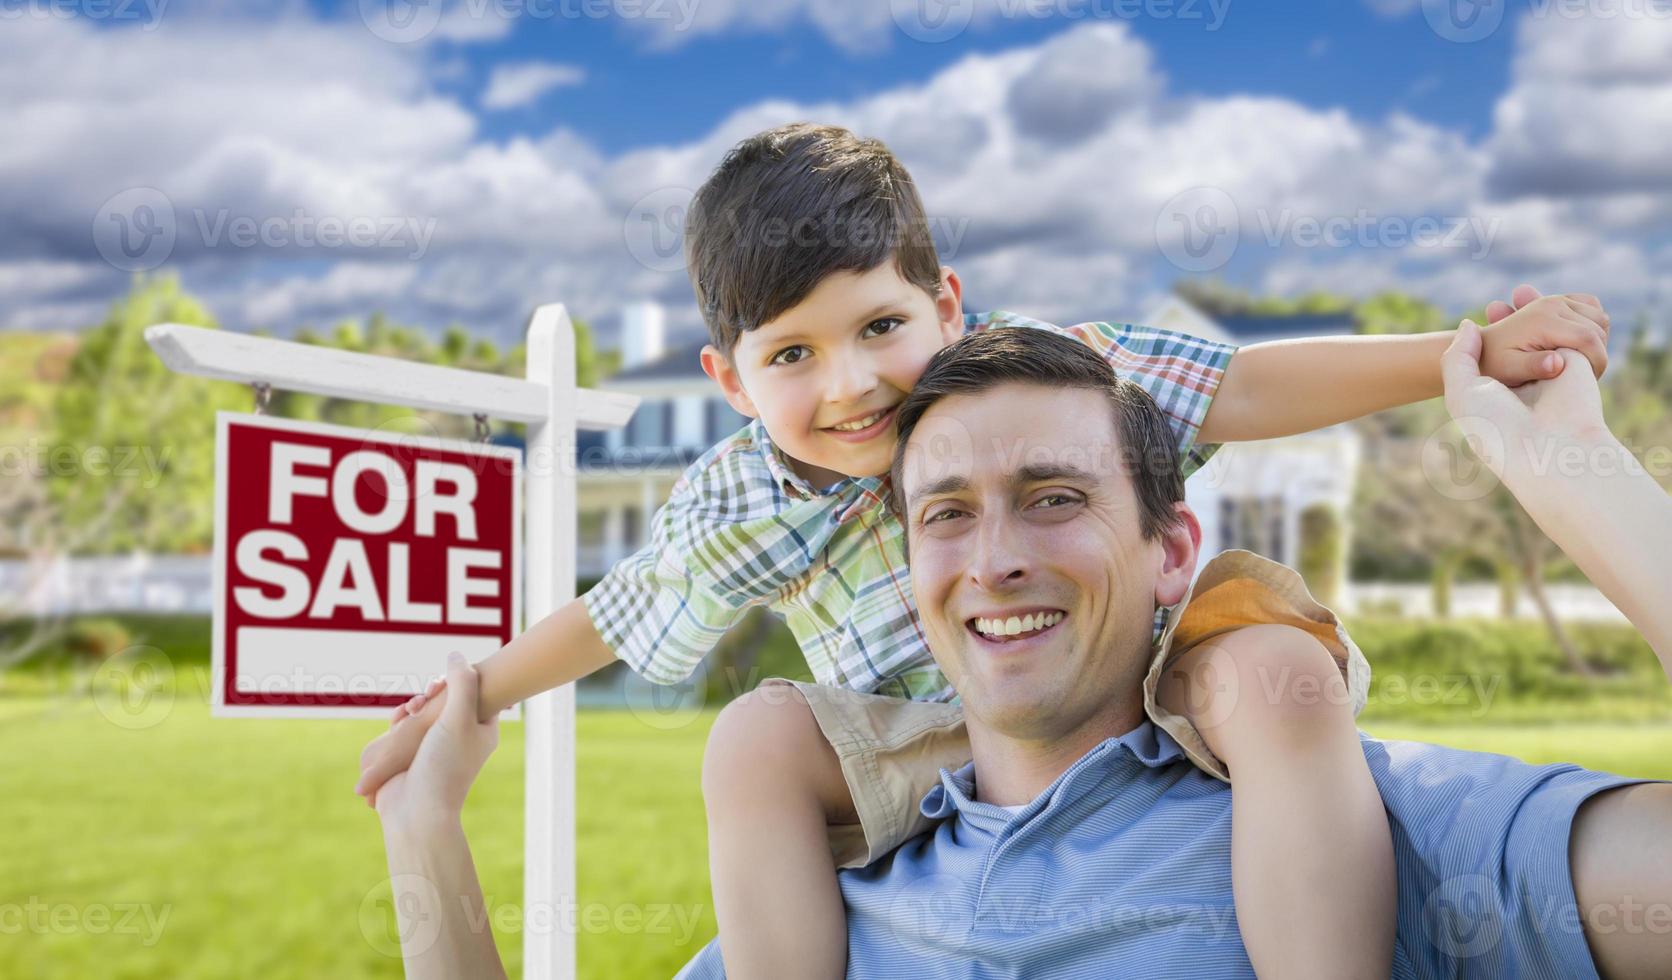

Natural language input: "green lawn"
[1,672,1668,978]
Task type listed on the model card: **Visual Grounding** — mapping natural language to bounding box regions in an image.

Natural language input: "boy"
[357,123,1610,978]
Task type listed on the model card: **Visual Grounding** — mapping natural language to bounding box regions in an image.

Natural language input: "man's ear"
[700,344,759,419]
[935,265,964,345]
[1154,501,1202,608]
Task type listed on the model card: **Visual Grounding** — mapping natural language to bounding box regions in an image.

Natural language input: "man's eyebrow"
[906,463,1097,509]
[907,475,969,510]
[1014,462,1098,486]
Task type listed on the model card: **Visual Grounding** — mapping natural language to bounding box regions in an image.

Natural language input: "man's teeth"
[974,611,1064,638]
[830,409,887,432]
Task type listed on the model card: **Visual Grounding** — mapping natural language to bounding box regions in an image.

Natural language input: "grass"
[3,671,1670,978]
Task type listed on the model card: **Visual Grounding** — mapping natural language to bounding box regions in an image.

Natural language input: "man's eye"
[923,507,964,525]
[1033,494,1077,508]
[770,346,810,366]
[863,317,903,338]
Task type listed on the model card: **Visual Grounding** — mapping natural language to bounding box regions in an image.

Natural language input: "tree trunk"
[1508,504,1591,676]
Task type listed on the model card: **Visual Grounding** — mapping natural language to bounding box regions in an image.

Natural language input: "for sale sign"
[212,413,522,718]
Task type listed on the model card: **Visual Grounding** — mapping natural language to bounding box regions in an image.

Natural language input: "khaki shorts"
[765,549,1372,869]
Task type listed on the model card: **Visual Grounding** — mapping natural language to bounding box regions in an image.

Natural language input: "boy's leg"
[702,682,856,980]
[1159,624,1395,980]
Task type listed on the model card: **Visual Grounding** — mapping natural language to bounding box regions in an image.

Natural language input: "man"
[374,312,1672,978]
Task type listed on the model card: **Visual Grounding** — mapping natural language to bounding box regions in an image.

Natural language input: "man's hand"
[1477,284,1610,386]
[1441,318,1611,485]
[356,684,441,808]
[372,652,499,827]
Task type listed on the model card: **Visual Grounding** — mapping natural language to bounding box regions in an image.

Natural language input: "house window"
[707,399,747,444]
[622,506,642,548]
[1219,496,1285,561]
[631,401,668,447]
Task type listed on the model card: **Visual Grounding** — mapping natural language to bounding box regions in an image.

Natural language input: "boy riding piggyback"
[357,123,1612,979]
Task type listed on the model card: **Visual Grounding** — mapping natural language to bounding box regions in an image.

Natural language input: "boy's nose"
[826,358,879,403]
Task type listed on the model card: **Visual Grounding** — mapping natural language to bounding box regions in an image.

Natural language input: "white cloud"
[3,9,1669,348]
[480,62,587,111]
[1487,3,1672,195]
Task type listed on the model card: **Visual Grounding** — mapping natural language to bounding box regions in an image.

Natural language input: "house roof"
[607,339,708,383]
[1209,311,1357,345]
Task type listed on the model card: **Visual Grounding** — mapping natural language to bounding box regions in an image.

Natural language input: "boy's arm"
[472,595,618,721]
[1196,290,1610,444]
[356,597,617,801]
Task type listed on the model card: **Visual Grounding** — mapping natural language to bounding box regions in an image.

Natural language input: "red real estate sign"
[212,413,522,718]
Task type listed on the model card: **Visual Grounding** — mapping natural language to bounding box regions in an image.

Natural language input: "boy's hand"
[1477,286,1610,386]
[356,678,448,808]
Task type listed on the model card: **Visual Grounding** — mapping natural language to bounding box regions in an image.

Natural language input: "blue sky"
[2,0,1667,346]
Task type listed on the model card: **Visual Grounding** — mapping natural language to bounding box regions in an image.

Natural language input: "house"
[578,298,1360,601]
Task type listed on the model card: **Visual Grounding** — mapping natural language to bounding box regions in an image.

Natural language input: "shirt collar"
[748,416,887,503]
[919,720,1189,830]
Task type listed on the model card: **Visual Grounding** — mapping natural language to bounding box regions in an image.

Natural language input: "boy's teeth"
[831,409,885,432]
[975,611,1063,638]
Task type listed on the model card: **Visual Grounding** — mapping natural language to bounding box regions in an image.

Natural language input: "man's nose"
[968,512,1029,591]
[825,353,879,404]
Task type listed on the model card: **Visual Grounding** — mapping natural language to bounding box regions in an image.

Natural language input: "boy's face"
[701,262,965,488]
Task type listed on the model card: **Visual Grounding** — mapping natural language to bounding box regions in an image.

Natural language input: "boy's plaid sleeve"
[979,313,1237,477]
[581,470,764,686]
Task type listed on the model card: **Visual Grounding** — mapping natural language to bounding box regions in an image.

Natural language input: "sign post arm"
[522,304,578,980]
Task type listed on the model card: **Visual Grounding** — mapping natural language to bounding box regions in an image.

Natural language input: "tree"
[48,273,249,555]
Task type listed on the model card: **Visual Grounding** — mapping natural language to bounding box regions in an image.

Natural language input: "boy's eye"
[770,345,810,366]
[863,317,904,338]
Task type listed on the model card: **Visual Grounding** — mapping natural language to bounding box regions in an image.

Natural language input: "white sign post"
[146,304,637,980]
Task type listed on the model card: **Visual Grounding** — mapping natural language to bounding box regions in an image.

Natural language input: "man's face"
[702,262,964,489]
[900,383,1196,742]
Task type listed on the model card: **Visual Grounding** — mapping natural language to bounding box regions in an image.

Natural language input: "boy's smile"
[701,261,965,490]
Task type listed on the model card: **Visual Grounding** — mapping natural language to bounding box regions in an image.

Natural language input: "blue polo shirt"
[677,722,1651,979]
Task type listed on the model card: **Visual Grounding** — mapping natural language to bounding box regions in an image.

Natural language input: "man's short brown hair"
[888,328,1187,540]
[685,122,943,357]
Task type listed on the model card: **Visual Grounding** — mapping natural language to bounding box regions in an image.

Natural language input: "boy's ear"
[700,344,759,419]
[936,265,965,345]
[1153,502,1202,609]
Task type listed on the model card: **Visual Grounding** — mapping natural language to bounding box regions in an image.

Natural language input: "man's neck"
[964,701,1148,807]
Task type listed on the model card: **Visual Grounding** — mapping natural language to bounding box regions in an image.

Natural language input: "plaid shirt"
[582,311,1237,701]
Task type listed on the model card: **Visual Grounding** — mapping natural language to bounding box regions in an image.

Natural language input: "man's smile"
[966,608,1067,646]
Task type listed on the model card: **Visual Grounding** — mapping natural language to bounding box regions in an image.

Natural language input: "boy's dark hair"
[888,328,1187,540]
[686,122,943,358]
